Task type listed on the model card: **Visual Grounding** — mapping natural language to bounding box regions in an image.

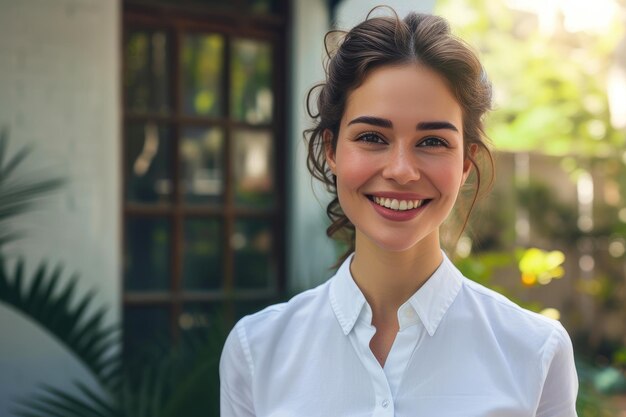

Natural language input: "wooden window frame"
[121,0,288,346]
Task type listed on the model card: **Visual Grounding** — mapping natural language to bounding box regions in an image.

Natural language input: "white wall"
[288,0,337,292]
[0,0,120,415]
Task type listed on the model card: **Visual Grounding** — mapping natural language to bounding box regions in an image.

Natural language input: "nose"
[381,145,421,184]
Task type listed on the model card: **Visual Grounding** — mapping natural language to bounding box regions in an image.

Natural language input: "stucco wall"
[0,0,120,414]
[288,0,337,292]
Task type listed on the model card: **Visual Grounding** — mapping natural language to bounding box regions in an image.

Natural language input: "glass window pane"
[125,217,171,291]
[123,306,170,363]
[233,129,274,207]
[233,218,275,289]
[235,299,274,318]
[125,30,170,113]
[182,34,224,116]
[231,39,273,124]
[183,218,223,290]
[179,302,226,340]
[125,123,173,204]
[181,127,224,205]
[247,0,279,14]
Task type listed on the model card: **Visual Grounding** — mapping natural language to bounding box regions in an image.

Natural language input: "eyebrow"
[347,116,392,128]
[417,121,459,132]
[347,116,459,132]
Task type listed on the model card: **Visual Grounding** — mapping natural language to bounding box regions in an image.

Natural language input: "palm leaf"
[0,231,21,246]
[0,255,121,389]
[159,318,228,417]
[0,128,33,181]
[2,267,230,417]
[119,365,170,417]
[0,129,65,247]
[13,381,122,417]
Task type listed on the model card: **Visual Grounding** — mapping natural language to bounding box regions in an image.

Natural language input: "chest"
[369,326,398,367]
[251,325,540,417]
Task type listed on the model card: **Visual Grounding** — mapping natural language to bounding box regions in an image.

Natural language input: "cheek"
[424,157,466,193]
[335,148,376,190]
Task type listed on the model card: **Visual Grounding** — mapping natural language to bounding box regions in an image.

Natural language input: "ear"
[323,129,337,174]
[461,143,478,185]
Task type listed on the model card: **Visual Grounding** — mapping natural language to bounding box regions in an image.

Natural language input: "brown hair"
[305,9,494,264]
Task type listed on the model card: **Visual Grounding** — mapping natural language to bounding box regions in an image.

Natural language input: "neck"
[350,232,443,323]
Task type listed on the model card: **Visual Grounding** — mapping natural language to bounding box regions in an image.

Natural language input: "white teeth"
[373,196,423,211]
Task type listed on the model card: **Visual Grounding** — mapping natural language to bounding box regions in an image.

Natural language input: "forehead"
[342,63,462,126]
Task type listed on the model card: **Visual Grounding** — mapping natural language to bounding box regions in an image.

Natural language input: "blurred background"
[0,0,625,415]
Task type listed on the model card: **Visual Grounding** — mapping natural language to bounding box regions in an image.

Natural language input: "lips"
[365,194,430,221]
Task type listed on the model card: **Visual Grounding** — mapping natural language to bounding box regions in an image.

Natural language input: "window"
[122,0,287,360]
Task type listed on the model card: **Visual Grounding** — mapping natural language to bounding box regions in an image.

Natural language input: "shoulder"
[453,271,572,361]
[450,270,576,389]
[224,279,333,356]
[243,279,331,330]
[445,264,578,410]
[462,275,564,330]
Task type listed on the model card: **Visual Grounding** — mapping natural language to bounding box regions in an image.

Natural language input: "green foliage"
[517,180,580,242]
[576,360,626,416]
[14,382,122,417]
[518,247,564,286]
[0,256,121,389]
[454,250,513,289]
[0,128,64,248]
[436,0,625,156]
[615,348,626,368]
[0,254,227,417]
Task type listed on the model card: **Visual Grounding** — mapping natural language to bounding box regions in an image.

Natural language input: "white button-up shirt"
[220,253,578,417]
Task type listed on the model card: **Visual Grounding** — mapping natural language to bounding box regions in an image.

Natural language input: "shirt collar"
[329,251,463,337]
[406,252,463,336]
[329,253,366,335]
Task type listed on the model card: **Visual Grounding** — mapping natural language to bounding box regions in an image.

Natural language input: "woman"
[220,10,578,417]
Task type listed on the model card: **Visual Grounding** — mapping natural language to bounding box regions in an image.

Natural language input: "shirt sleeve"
[220,320,256,417]
[535,323,579,417]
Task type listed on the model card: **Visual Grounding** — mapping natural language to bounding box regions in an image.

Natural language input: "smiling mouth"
[368,196,430,211]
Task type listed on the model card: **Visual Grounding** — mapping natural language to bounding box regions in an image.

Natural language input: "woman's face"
[326,63,471,253]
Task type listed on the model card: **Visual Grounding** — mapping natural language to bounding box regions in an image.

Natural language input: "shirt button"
[404,309,415,318]
[381,399,390,408]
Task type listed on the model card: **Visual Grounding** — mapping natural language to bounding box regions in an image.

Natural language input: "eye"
[418,137,448,147]
[356,132,386,144]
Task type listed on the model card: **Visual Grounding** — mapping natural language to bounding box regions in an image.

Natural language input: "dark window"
[122,0,287,361]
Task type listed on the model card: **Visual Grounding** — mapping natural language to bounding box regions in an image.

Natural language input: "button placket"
[370,358,394,416]
[348,315,396,416]
[364,339,394,415]
[374,395,394,417]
